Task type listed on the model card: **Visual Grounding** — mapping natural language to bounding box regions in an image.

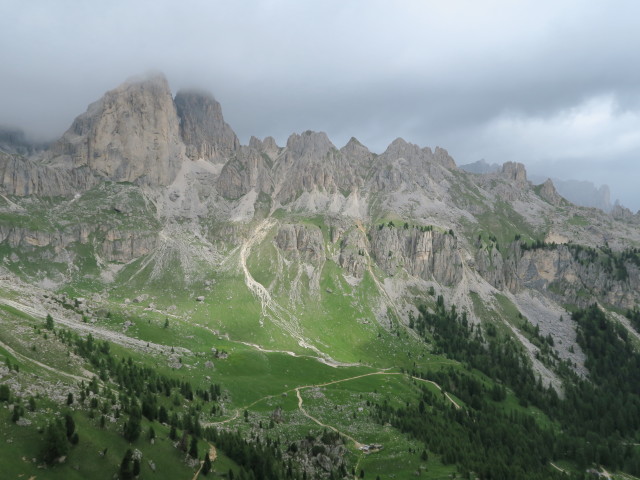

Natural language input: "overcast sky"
[1,1,639,210]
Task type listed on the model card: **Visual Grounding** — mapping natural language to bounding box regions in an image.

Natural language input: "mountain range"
[1,73,640,479]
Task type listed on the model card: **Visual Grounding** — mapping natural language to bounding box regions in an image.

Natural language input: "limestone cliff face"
[611,204,640,223]
[273,131,367,203]
[0,222,156,263]
[369,226,463,285]
[538,179,564,206]
[216,147,274,200]
[475,243,507,290]
[371,138,451,192]
[48,74,184,186]
[97,228,158,262]
[275,224,324,264]
[249,136,282,161]
[337,228,368,278]
[501,162,528,184]
[0,152,97,197]
[175,90,240,162]
[476,242,640,310]
[433,146,457,170]
[513,246,640,309]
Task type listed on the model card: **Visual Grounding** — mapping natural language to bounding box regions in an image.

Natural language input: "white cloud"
[478,95,640,163]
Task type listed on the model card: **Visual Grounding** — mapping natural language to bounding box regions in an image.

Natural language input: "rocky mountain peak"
[249,136,281,160]
[501,161,528,183]
[383,137,422,159]
[433,146,457,169]
[459,158,501,174]
[47,73,184,187]
[611,203,638,221]
[340,137,372,161]
[539,178,563,205]
[174,89,240,163]
[286,131,335,158]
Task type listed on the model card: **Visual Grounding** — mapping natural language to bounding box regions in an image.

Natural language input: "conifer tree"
[119,449,134,480]
[189,435,199,458]
[203,452,212,475]
[40,419,69,464]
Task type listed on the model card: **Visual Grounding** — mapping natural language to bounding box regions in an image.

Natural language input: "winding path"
[0,298,189,355]
[190,443,217,480]
[0,337,90,384]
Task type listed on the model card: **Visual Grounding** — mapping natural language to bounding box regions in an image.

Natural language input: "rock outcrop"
[275,224,324,264]
[249,136,282,161]
[0,222,156,263]
[47,74,184,187]
[538,178,564,206]
[476,242,640,310]
[337,228,368,278]
[175,90,240,162]
[369,226,463,285]
[0,152,96,197]
[501,161,528,184]
[216,147,274,200]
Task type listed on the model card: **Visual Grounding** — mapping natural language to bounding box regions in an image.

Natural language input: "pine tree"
[119,449,134,480]
[11,404,23,423]
[0,384,10,402]
[40,419,70,464]
[64,413,76,439]
[123,414,141,442]
[189,435,199,458]
[203,452,212,475]
[45,313,54,330]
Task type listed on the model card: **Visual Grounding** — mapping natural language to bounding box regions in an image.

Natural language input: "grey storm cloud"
[1,0,639,209]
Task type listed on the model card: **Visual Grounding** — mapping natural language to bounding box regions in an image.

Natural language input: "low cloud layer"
[1,0,639,209]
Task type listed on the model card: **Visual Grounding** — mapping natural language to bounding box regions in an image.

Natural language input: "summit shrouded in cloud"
[1,0,639,209]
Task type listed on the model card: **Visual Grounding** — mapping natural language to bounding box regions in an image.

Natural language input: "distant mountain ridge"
[0,126,49,156]
[461,159,614,212]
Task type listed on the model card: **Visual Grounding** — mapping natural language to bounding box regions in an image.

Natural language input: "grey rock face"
[459,159,501,174]
[538,179,564,206]
[47,74,184,186]
[611,204,640,223]
[249,136,281,161]
[433,146,457,169]
[216,147,274,200]
[527,174,613,212]
[501,161,528,183]
[0,222,156,263]
[275,224,324,264]
[476,241,640,310]
[372,138,453,193]
[0,152,97,197]
[337,228,368,278]
[369,226,463,285]
[475,243,506,290]
[175,90,240,162]
[273,131,363,203]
